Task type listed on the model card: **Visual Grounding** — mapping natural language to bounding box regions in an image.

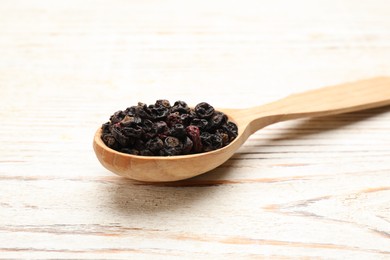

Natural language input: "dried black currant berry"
[180,113,194,125]
[186,125,202,153]
[155,121,168,133]
[155,99,171,108]
[201,132,223,152]
[151,106,169,120]
[195,102,214,119]
[122,126,143,138]
[164,136,182,149]
[146,137,164,153]
[190,118,209,131]
[169,124,186,138]
[166,112,182,127]
[102,133,118,149]
[171,100,190,114]
[182,137,193,154]
[110,126,130,146]
[208,112,227,131]
[110,110,126,124]
[222,121,238,140]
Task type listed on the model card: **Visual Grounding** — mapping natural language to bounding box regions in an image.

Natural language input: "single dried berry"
[169,124,186,138]
[146,137,164,153]
[166,112,182,127]
[101,100,238,156]
[120,115,139,127]
[201,132,223,152]
[102,133,118,149]
[122,125,143,138]
[195,102,214,119]
[182,137,193,154]
[155,99,171,108]
[164,136,182,149]
[222,121,238,140]
[208,112,227,131]
[216,129,229,146]
[191,118,209,131]
[186,125,202,153]
[110,126,130,146]
[151,106,169,120]
[180,113,194,125]
[171,100,190,114]
[155,121,168,132]
[129,103,153,120]
[110,110,126,124]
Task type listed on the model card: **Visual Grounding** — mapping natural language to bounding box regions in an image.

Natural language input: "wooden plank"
[0,0,389,258]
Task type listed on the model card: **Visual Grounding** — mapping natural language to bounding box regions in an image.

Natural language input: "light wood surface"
[1,0,390,259]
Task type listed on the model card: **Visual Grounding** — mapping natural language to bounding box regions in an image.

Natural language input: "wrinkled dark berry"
[195,102,214,119]
[102,122,110,133]
[102,133,119,149]
[110,126,130,146]
[146,137,164,153]
[142,119,153,129]
[155,121,168,133]
[182,137,193,154]
[191,118,209,131]
[222,121,238,140]
[186,125,202,153]
[122,125,143,138]
[155,99,171,108]
[167,112,182,127]
[151,106,169,120]
[129,103,153,120]
[120,115,140,127]
[171,100,190,114]
[143,128,157,140]
[164,136,182,149]
[201,132,223,152]
[216,129,229,146]
[180,113,194,125]
[169,124,186,138]
[110,110,126,124]
[101,100,238,156]
[208,112,227,131]
[125,106,138,117]
[156,121,169,140]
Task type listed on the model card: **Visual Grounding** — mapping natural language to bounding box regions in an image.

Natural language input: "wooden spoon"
[93,77,390,182]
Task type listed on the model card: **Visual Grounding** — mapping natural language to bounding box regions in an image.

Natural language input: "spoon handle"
[236,77,390,134]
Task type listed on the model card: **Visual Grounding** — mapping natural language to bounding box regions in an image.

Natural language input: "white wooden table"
[1,0,389,258]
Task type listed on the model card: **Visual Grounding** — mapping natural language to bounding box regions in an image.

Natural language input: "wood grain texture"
[1,0,390,259]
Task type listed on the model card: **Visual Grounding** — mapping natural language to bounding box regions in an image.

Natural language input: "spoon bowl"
[93,119,244,182]
[93,77,390,182]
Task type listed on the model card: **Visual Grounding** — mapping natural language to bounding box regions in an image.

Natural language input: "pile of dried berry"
[101,100,238,156]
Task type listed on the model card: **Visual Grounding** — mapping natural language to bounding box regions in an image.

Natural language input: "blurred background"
[2,0,390,111]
